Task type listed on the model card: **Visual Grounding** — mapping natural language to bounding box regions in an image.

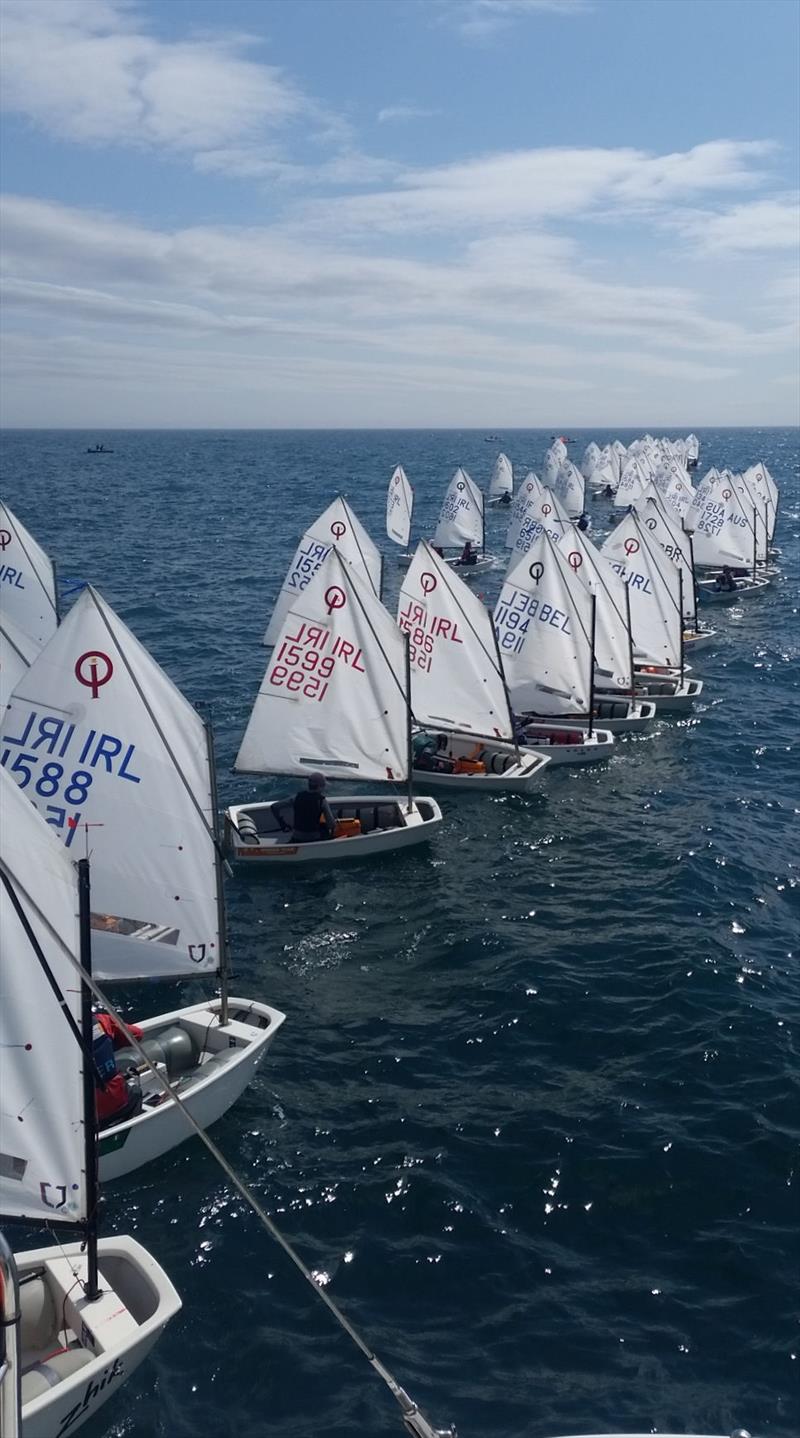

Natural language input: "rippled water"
[3,428,798,1438]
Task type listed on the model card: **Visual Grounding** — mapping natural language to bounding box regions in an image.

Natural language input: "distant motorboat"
[87,443,113,453]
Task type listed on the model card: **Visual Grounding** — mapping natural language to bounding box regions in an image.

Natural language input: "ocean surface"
[2,427,798,1438]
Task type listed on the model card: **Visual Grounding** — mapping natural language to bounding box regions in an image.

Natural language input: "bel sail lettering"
[75,651,113,699]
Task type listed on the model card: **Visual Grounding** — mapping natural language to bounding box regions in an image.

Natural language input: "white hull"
[98,998,286,1181]
[412,730,550,792]
[519,723,615,766]
[683,627,716,653]
[698,576,770,603]
[16,1237,180,1438]
[521,699,657,734]
[396,551,496,578]
[598,678,703,713]
[225,795,442,865]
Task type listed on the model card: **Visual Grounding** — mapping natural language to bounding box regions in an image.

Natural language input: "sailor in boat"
[577,511,591,532]
[458,540,478,567]
[498,491,512,507]
[292,772,337,842]
[602,484,614,498]
[93,1010,144,1128]
[715,565,738,593]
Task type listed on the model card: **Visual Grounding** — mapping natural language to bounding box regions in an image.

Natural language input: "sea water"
[2,427,798,1438]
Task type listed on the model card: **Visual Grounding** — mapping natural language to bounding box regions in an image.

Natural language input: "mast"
[490,619,521,762]
[403,633,415,815]
[77,858,101,1303]
[752,504,757,579]
[204,718,229,1026]
[678,570,685,685]
[52,558,61,624]
[624,583,636,700]
[687,531,699,633]
[587,594,597,737]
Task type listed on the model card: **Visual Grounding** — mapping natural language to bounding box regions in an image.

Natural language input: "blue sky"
[1,0,798,427]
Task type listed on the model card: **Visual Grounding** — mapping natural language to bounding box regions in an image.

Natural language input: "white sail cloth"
[542,440,566,486]
[0,501,58,651]
[399,543,510,738]
[386,466,413,547]
[601,514,682,667]
[554,461,585,519]
[264,496,382,646]
[558,528,632,689]
[237,549,408,783]
[687,475,754,568]
[0,766,87,1226]
[432,468,484,549]
[506,472,544,548]
[636,489,696,624]
[0,586,221,982]
[488,452,513,500]
[0,613,39,711]
[581,442,601,479]
[494,531,593,715]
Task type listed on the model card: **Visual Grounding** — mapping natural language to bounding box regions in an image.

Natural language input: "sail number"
[495,586,572,655]
[286,539,329,594]
[269,621,366,701]
[398,599,464,673]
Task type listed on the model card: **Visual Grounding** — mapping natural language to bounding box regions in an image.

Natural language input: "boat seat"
[19,1275,57,1352]
[21,1345,93,1403]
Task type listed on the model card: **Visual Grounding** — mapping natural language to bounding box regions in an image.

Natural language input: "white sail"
[432,468,484,550]
[0,586,221,982]
[542,441,565,486]
[745,462,778,539]
[505,501,563,566]
[264,497,382,646]
[636,488,696,624]
[0,501,58,651]
[688,475,754,568]
[600,514,682,667]
[685,433,700,463]
[386,465,413,548]
[0,765,87,1226]
[589,453,618,491]
[614,456,649,508]
[488,452,514,500]
[237,549,408,783]
[0,613,39,711]
[534,487,573,534]
[506,473,544,547]
[653,461,694,520]
[494,531,593,715]
[580,442,601,479]
[554,461,585,519]
[399,542,510,738]
[559,528,632,689]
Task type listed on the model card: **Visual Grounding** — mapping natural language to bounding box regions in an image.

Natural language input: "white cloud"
[0,0,306,163]
[377,105,441,124]
[677,195,800,252]
[442,0,590,41]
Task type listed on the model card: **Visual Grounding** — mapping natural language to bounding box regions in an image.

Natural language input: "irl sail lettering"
[609,563,653,593]
[269,620,365,702]
[0,565,25,588]
[286,538,329,593]
[1,711,142,843]
[398,599,463,674]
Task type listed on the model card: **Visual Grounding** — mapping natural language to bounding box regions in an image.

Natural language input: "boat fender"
[236,813,260,845]
[134,1025,201,1077]
[21,1347,93,1403]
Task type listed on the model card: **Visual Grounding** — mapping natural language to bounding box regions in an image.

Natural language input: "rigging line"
[421,544,502,679]
[0,866,89,1065]
[340,496,379,599]
[631,513,684,622]
[0,621,31,668]
[3,510,57,614]
[88,587,227,877]
[59,957,454,1438]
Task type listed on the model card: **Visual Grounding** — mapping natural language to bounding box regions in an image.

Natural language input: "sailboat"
[227,549,442,863]
[599,514,703,712]
[505,472,544,548]
[689,476,771,603]
[386,465,413,548]
[486,451,514,506]
[264,495,383,646]
[553,460,585,520]
[0,612,39,712]
[635,488,716,655]
[493,532,615,765]
[397,542,552,790]
[397,468,496,576]
[0,501,59,653]
[0,767,181,1438]
[0,585,285,1182]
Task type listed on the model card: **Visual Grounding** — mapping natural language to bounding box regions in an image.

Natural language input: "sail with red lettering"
[600,512,682,667]
[0,586,220,981]
[432,468,484,550]
[399,542,510,738]
[236,549,408,783]
[264,496,382,646]
[0,501,58,651]
[0,766,88,1226]
[493,531,593,715]
[386,466,413,547]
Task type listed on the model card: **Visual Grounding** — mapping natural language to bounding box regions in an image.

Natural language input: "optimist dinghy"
[386,464,413,548]
[264,495,383,646]
[698,574,770,603]
[230,548,442,865]
[486,451,514,506]
[398,541,551,793]
[0,500,59,652]
[397,468,497,576]
[516,721,615,765]
[0,586,285,1182]
[0,771,181,1438]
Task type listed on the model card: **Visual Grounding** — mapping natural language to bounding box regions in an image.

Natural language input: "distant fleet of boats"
[0,429,780,1437]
